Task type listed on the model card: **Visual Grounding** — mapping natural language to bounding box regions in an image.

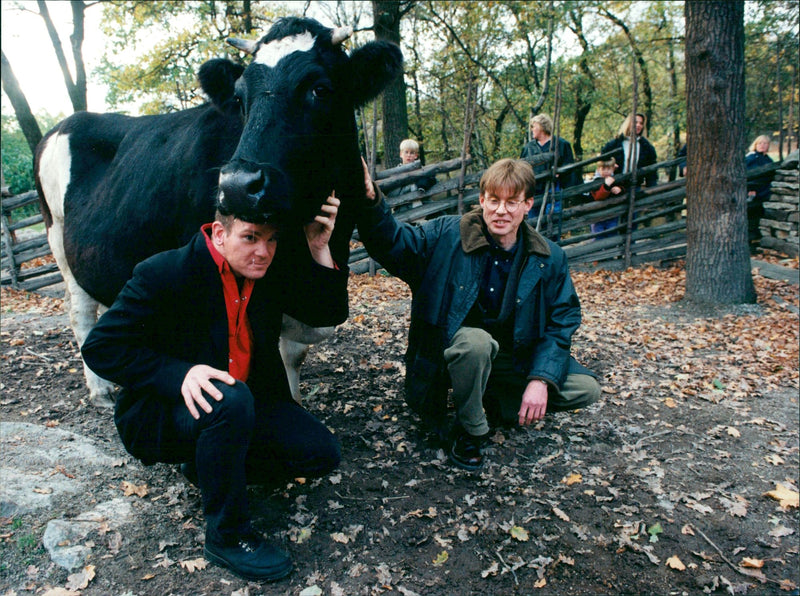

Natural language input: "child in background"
[589,158,625,239]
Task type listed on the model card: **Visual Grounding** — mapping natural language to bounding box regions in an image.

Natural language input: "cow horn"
[227,37,259,55]
[331,26,352,46]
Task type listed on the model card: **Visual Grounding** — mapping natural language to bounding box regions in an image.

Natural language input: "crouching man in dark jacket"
[357,157,600,470]
[81,194,347,581]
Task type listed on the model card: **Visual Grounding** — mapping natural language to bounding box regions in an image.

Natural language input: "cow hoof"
[89,393,116,409]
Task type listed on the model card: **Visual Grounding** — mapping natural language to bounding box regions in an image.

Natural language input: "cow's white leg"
[279,314,335,403]
[39,133,116,407]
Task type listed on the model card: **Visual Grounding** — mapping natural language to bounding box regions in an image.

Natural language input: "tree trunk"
[568,8,594,161]
[1,50,43,154]
[667,33,681,179]
[371,0,408,168]
[37,0,87,112]
[601,9,653,134]
[684,0,755,304]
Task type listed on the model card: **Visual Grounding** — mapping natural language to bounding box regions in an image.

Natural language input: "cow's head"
[200,17,402,227]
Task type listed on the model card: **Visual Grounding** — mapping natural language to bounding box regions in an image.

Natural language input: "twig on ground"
[691,524,782,585]
[495,549,519,586]
[25,346,52,362]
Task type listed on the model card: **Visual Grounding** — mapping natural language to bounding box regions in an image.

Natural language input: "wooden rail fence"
[1,157,785,289]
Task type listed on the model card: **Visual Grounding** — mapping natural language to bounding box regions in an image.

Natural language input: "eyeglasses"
[484,197,527,212]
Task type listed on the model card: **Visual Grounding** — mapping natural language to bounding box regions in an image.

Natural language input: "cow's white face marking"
[254,32,316,67]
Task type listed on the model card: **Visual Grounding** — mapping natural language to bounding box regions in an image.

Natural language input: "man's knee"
[548,374,601,412]
[445,327,498,366]
[203,380,256,429]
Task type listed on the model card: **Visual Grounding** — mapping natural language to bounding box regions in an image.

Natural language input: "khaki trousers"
[443,327,600,436]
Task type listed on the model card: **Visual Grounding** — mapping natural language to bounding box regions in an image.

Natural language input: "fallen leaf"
[666,555,686,570]
[664,397,677,408]
[768,525,794,538]
[648,522,663,543]
[562,473,582,486]
[764,484,799,509]
[534,578,547,588]
[681,524,695,535]
[42,589,80,596]
[331,532,349,544]
[65,565,95,590]
[180,557,208,573]
[299,587,323,596]
[432,551,449,566]
[510,526,529,542]
[121,481,148,498]
[726,426,741,437]
[740,557,764,568]
[552,507,570,522]
[765,454,785,466]
[481,561,499,578]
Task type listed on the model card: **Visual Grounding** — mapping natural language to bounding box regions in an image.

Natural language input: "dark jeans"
[162,381,339,546]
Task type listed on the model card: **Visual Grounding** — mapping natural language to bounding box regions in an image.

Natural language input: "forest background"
[2,0,798,196]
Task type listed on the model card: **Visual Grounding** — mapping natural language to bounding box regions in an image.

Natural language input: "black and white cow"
[35,17,402,405]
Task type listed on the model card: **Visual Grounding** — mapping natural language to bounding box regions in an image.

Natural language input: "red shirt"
[202,224,254,382]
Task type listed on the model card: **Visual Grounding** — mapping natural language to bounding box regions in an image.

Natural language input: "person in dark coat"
[601,113,658,188]
[357,158,600,471]
[81,194,348,581]
[519,113,578,195]
[745,135,775,245]
[387,139,437,211]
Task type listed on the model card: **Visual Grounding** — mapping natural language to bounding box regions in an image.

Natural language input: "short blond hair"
[530,113,553,136]
[399,138,420,153]
[598,157,616,169]
[480,158,536,199]
[749,135,771,152]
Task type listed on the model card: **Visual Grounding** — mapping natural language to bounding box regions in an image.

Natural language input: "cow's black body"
[37,17,401,305]
[34,17,402,402]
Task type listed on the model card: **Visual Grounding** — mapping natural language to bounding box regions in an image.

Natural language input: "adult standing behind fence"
[519,114,578,197]
[745,135,775,246]
[601,113,658,188]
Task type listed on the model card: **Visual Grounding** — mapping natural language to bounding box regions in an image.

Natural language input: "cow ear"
[198,58,245,110]
[345,41,403,108]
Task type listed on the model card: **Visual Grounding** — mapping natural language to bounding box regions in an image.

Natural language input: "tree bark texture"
[1,50,43,154]
[684,0,755,304]
[372,0,408,168]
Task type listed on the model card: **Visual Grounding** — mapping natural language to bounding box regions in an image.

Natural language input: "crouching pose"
[357,158,600,470]
[81,195,347,581]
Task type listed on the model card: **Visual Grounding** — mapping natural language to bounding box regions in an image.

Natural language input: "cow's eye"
[311,84,332,100]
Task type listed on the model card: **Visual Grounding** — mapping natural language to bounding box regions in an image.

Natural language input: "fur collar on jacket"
[459,207,551,257]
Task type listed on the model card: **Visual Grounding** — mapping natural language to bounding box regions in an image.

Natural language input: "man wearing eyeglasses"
[357,158,600,470]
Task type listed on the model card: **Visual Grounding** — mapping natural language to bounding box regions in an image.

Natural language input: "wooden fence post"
[624,57,639,268]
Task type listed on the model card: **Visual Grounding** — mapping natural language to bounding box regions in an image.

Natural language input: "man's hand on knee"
[518,379,548,426]
[181,365,236,419]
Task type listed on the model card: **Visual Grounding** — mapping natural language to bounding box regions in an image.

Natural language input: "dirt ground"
[1,257,799,596]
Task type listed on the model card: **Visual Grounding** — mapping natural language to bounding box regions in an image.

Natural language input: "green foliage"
[2,113,61,195]
[95,1,292,113]
[743,0,799,146]
[1,115,34,194]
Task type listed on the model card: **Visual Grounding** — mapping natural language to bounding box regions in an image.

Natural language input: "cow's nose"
[218,169,266,210]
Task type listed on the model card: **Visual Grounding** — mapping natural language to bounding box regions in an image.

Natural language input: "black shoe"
[180,462,199,487]
[204,534,293,581]
[449,431,488,471]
